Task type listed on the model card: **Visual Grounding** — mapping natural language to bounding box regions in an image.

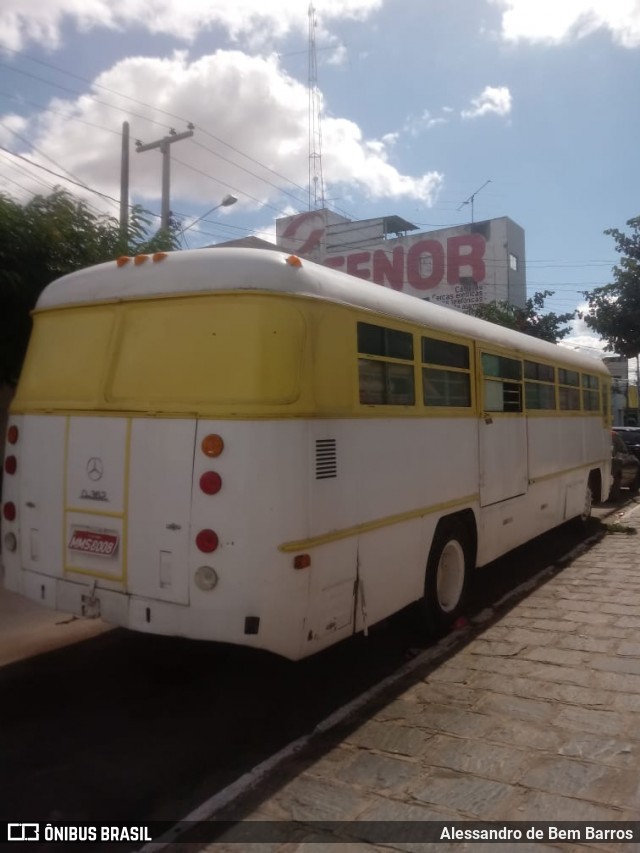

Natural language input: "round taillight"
[200,471,222,495]
[202,434,224,457]
[4,455,16,475]
[3,532,17,552]
[196,529,219,553]
[194,566,218,591]
[7,425,18,445]
[3,502,16,522]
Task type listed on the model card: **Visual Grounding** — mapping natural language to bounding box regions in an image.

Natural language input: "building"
[276,209,526,313]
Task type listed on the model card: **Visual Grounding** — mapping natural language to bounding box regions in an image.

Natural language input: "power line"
[1,47,360,222]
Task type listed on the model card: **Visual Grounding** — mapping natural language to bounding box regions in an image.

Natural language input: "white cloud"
[490,0,640,48]
[462,86,512,119]
[560,304,610,357]
[323,117,443,203]
[0,0,382,50]
[1,50,443,217]
[402,110,449,136]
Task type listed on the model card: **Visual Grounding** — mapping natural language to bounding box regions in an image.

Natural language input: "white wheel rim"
[436,539,466,613]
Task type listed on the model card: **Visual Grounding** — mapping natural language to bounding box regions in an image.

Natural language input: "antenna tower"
[308,3,325,210]
[457,179,491,223]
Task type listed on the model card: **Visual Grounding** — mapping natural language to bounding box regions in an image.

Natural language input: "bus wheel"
[423,518,470,635]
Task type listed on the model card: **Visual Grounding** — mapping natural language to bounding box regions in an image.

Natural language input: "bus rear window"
[108,296,304,406]
[13,307,116,406]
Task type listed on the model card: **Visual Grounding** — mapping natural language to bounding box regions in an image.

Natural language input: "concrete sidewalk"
[0,583,110,667]
[201,502,640,851]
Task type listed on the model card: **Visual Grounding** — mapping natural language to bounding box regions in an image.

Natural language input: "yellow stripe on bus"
[279,494,479,552]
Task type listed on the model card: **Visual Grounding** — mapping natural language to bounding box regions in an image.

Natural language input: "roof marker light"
[153,252,168,263]
[286,255,303,268]
[134,255,149,266]
[116,256,131,267]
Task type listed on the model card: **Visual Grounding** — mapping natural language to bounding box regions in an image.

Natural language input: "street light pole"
[182,194,238,233]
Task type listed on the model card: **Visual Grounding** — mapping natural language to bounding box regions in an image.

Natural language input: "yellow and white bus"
[1,248,611,660]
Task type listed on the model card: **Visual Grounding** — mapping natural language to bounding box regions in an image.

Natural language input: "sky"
[1,0,639,357]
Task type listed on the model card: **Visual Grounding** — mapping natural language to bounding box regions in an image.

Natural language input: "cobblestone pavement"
[193,503,640,852]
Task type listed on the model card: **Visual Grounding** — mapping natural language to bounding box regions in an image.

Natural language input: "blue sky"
[1,0,639,353]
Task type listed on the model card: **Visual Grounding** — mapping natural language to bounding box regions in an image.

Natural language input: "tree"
[470,290,576,343]
[0,189,180,385]
[580,216,640,357]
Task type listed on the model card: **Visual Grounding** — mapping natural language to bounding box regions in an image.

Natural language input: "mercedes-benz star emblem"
[86,457,104,481]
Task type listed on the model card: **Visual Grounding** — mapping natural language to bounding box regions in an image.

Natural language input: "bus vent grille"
[315,439,337,479]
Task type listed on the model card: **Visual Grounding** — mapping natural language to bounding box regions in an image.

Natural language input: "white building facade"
[276,210,526,313]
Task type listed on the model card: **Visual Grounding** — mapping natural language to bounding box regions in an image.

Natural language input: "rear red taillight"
[199,471,222,495]
[2,502,16,522]
[196,529,219,553]
[4,455,16,475]
[7,425,18,445]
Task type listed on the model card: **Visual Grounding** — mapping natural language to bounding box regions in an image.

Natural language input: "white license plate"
[68,529,119,557]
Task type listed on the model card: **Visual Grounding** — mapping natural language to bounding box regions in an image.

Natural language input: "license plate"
[68,529,119,557]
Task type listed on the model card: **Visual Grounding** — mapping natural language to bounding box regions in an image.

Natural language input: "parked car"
[612,426,640,461]
[610,431,640,500]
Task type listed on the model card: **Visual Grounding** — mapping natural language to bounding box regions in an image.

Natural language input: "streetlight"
[183,194,238,233]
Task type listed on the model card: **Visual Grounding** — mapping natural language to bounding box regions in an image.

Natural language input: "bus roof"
[37,247,606,374]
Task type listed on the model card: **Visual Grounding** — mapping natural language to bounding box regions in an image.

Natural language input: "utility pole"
[136,126,194,231]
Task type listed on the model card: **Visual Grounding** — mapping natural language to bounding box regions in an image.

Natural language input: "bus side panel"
[527,417,561,482]
[340,417,477,633]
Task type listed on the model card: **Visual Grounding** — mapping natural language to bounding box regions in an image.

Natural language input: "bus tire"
[423,517,470,635]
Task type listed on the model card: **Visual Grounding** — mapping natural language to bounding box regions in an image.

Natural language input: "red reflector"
[7,425,18,445]
[293,554,311,569]
[4,455,16,475]
[2,502,16,522]
[196,529,219,553]
[200,471,222,495]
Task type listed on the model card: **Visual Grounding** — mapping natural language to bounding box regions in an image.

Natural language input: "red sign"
[323,234,487,291]
[68,529,119,557]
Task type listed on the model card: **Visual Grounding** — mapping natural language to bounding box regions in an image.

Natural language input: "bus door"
[63,416,194,605]
[477,349,528,506]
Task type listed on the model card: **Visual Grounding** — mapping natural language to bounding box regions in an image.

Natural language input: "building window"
[509,253,518,272]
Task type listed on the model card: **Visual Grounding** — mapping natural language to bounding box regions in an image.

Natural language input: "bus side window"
[421,336,471,408]
[357,322,415,406]
[524,360,556,411]
[582,373,600,411]
[481,354,523,413]
[558,368,581,411]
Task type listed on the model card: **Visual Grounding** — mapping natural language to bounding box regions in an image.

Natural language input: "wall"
[276,210,526,312]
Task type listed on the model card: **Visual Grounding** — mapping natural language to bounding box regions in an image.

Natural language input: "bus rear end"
[1,251,317,659]
[2,412,309,657]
